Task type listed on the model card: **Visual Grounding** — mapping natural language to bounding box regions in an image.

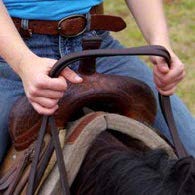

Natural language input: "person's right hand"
[17,52,83,115]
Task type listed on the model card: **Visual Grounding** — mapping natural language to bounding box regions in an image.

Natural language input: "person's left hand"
[150,50,185,96]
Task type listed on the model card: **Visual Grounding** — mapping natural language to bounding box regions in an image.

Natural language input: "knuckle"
[29,87,37,96]
[47,99,58,108]
[47,107,58,115]
[178,63,185,73]
[156,83,163,89]
[37,110,44,115]
[33,105,44,115]
[63,82,67,90]
[160,79,167,86]
[44,110,53,116]
[162,91,170,96]
[158,87,175,96]
[26,91,31,99]
[36,108,52,115]
[50,100,58,107]
[28,96,34,102]
[59,85,67,92]
[34,77,45,88]
[60,92,64,98]
[158,89,166,95]
[58,78,67,90]
[182,70,186,78]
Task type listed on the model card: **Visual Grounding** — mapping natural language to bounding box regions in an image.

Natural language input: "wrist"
[14,50,37,77]
[150,38,172,51]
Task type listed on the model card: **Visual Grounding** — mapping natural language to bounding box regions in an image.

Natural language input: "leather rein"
[27,45,188,195]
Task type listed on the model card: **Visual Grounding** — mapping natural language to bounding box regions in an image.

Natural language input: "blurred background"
[104,0,195,114]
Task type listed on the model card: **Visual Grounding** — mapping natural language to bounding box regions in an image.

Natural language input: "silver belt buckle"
[57,15,87,38]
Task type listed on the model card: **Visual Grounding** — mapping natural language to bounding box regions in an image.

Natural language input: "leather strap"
[27,44,188,195]
[27,116,48,195]
[12,4,126,37]
[33,139,54,190]
[49,117,69,195]
[159,95,188,158]
[50,44,188,159]
[0,167,16,190]
[27,116,70,195]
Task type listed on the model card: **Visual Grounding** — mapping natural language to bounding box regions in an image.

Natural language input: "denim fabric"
[0,63,24,164]
[0,30,195,164]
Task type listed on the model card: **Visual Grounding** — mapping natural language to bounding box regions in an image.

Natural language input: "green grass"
[104,0,195,114]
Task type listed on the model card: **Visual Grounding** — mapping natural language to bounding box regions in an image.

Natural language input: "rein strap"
[27,45,188,195]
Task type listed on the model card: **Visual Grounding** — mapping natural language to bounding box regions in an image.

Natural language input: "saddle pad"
[0,130,66,195]
[39,112,176,195]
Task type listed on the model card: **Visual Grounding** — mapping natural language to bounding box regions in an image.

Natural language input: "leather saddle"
[0,37,188,195]
[9,38,157,151]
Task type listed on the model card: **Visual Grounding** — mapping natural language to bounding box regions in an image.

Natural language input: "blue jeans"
[0,30,195,164]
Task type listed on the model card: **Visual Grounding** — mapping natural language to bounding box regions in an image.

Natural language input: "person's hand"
[17,52,83,115]
[150,50,185,96]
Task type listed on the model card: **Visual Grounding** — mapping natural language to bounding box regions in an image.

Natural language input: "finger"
[156,62,169,74]
[151,56,169,74]
[34,75,67,91]
[158,58,185,82]
[166,65,185,83]
[29,97,59,108]
[150,56,163,65]
[31,102,59,115]
[154,72,184,89]
[28,88,64,99]
[156,86,177,96]
[38,89,64,99]
[61,67,83,83]
[153,66,185,86]
[155,79,178,91]
[153,72,166,88]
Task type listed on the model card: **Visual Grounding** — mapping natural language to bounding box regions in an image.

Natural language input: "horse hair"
[71,130,192,195]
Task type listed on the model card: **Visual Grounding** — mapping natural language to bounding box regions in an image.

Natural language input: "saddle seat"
[9,73,157,151]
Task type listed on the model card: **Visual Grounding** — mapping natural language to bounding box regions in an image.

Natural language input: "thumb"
[156,62,169,74]
[61,67,83,83]
[151,56,169,74]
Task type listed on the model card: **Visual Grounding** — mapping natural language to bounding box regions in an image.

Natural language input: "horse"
[71,129,194,195]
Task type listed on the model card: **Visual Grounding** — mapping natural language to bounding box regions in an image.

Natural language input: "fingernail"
[75,76,83,82]
[54,105,59,112]
[163,64,169,68]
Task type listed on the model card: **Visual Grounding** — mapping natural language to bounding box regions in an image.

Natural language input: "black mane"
[71,131,193,195]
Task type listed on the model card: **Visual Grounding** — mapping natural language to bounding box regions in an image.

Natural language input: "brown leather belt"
[12,3,126,38]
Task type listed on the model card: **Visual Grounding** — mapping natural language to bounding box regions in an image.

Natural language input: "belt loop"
[20,19,32,38]
[21,19,29,30]
[86,13,91,32]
